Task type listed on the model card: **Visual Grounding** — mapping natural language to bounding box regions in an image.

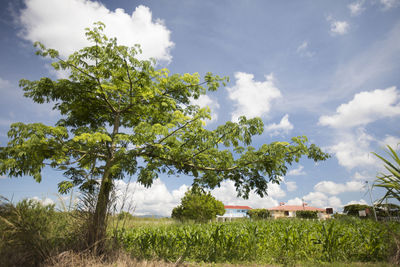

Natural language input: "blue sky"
[1,0,400,216]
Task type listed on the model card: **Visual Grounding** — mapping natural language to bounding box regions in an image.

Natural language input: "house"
[217,205,252,221]
[268,202,330,220]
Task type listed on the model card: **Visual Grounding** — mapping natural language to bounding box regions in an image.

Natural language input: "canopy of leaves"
[171,187,225,222]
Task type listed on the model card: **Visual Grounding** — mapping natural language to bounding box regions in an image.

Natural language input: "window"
[284,211,289,216]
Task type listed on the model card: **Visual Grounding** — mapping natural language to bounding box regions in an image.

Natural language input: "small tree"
[296,210,318,219]
[247,208,270,219]
[171,188,225,222]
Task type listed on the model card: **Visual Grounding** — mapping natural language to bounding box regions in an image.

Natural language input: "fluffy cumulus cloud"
[327,16,349,35]
[299,192,343,209]
[211,180,283,209]
[319,87,400,128]
[348,0,366,16]
[345,199,368,206]
[227,72,281,122]
[285,181,297,192]
[296,41,315,58]
[18,0,174,62]
[265,114,294,136]
[287,165,306,176]
[30,196,55,206]
[327,129,378,169]
[381,135,400,149]
[314,180,365,195]
[190,95,220,123]
[113,179,188,217]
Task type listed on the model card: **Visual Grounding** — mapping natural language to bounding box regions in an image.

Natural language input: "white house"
[217,205,252,221]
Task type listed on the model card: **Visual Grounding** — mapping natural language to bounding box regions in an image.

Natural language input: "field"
[116,217,400,266]
[1,199,400,266]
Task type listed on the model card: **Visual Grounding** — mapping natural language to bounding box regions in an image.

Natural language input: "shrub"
[296,210,318,219]
[247,209,270,219]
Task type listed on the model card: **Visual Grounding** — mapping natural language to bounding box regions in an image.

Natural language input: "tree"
[247,208,270,219]
[373,145,400,203]
[171,187,225,222]
[343,204,372,217]
[0,23,329,250]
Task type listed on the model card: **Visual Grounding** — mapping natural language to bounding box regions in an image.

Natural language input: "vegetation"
[0,23,329,249]
[373,145,400,203]
[117,218,399,265]
[246,208,270,219]
[344,204,373,217]
[296,210,318,219]
[373,145,400,264]
[171,187,225,222]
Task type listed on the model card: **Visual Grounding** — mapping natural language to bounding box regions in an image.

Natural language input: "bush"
[0,198,77,266]
[296,210,318,219]
[247,209,270,219]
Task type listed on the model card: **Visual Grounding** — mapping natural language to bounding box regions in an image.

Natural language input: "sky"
[1,0,400,216]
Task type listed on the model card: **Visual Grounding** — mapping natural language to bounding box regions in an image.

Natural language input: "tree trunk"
[88,112,120,253]
[89,165,113,253]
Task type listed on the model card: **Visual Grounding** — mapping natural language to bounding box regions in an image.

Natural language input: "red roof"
[224,205,252,210]
[268,205,325,212]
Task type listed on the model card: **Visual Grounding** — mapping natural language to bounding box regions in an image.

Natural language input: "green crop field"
[116,218,400,266]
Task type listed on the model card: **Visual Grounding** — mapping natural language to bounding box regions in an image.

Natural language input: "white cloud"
[227,72,281,122]
[345,199,368,206]
[348,1,366,16]
[296,41,315,58]
[314,180,365,195]
[211,180,281,209]
[380,0,400,10]
[286,197,303,206]
[319,87,400,128]
[113,179,187,217]
[327,129,377,169]
[352,171,370,180]
[18,0,174,62]
[302,191,342,209]
[265,114,294,136]
[381,135,400,149]
[190,95,220,123]
[30,196,55,206]
[285,181,297,192]
[327,17,349,35]
[287,165,306,176]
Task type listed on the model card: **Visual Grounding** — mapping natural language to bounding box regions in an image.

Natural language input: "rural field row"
[116,218,400,265]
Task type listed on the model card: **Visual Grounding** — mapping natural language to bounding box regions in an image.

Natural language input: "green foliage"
[117,211,134,220]
[344,204,373,216]
[373,145,400,203]
[171,188,225,222]
[296,210,318,219]
[116,218,398,264]
[247,208,270,219]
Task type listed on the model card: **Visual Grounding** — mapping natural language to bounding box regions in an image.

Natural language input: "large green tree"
[0,23,329,249]
[171,187,225,222]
